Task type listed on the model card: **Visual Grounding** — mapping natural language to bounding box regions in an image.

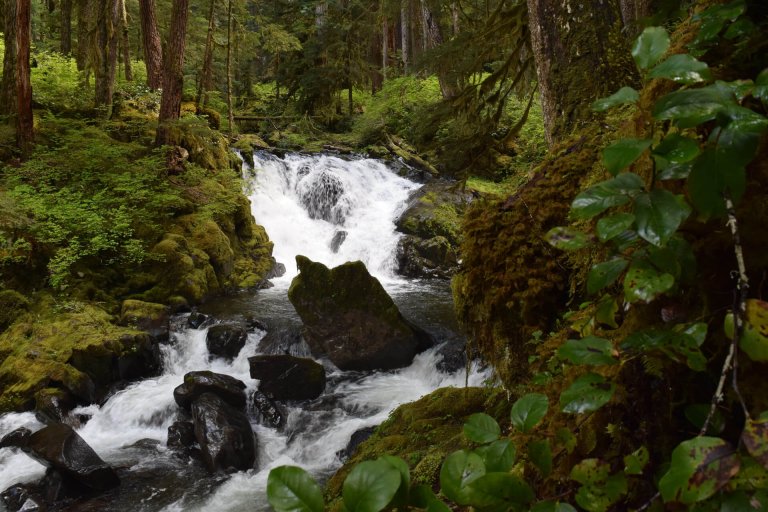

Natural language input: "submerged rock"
[0,427,31,449]
[173,371,247,411]
[191,393,256,473]
[250,391,285,429]
[167,421,197,452]
[249,355,325,401]
[205,324,248,361]
[187,312,210,329]
[288,256,434,371]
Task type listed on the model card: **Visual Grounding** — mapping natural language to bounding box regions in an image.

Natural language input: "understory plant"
[265,4,768,510]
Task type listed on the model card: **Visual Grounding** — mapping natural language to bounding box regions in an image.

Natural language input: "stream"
[0,152,487,511]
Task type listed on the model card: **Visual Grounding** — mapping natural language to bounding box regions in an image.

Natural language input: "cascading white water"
[0,152,485,512]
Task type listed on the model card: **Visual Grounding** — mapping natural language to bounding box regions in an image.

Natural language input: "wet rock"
[249,355,325,401]
[267,262,287,279]
[18,496,44,512]
[119,300,170,342]
[21,423,119,491]
[297,171,347,224]
[257,326,311,357]
[173,371,247,412]
[0,427,31,449]
[1,484,31,511]
[245,317,268,332]
[330,230,347,253]
[167,421,196,451]
[187,312,210,329]
[33,388,76,425]
[338,426,376,461]
[395,181,471,247]
[396,235,458,279]
[205,324,248,361]
[250,391,285,429]
[191,393,256,473]
[436,340,468,374]
[288,256,434,371]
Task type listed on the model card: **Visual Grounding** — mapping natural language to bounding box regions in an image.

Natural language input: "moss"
[0,290,31,332]
[396,183,471,247]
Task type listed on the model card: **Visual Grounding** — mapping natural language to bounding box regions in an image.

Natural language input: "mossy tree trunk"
[91,0,120,113]
[1,0,34,157]
[138,0,163,90]
[60,0,73,55]
[156,0,190,146]
[527,0,638,144]
[119,0,132,81]
[195,0,217,112]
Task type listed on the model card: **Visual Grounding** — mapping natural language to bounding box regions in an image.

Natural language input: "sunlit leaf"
[649,54,712,84]
[623,259,675,303]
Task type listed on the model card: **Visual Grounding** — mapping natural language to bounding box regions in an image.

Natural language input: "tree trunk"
[76,0,89,70]
[382,18,388,80]
[1,0,34,156]
[400,0,408,72]
[619,0,651,37]
[156,0,190,146]
[119,0,132,81]
[138,0,162,89]
[527,0,638,144]
[226,0,235,133]
[195,0,216,112]
[60,0,72,54]
[420,0,457,99]
[92,0,120,112]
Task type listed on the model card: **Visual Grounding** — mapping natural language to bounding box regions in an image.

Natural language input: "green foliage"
[559,373,616,414]
[659,437,740,504]
[557,336,618,366]
[463,413,501,443]
[510,393,548,433]
[30,50,90,112]
[266,466,324,512]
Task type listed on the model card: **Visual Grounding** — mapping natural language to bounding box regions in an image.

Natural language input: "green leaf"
[560,373,615,414]
[558,336,618,366]
[624,446,650,475]
[556,427,577,454]
[571,459,628,512]
[632,26,670,70]
[688,148,746,219]
[343,459,402,512]
[267,466,325,512]
[596,213,635,242]
[571,173,645,220]
[602,138,652,175]
[440,450,486,505]
[741,299,768,362]
[587,258,629,295]
[544,226,591,251]
[463,413,501,444]
[649,54,712,84]
[475,439,516,472]
[528,439,553,477]
[592,86,640,111]
[684,404,725,435]
[743,419,768,470]
[465,473,534,507]
[409,485,447,510]
[659,437,741,504]
[510,393,549,433]
[633,189,691,247]
[652,85,734,128]
[622,328,706,371]
[653,133,701,164]
[531,501,578,512]
[714,115,768,167]
[380,455,410,508]
[623,258,675,303]
[595,296,619,329]
[755,69,768,104]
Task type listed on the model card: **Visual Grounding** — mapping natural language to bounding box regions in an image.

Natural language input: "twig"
[636,491,660,512]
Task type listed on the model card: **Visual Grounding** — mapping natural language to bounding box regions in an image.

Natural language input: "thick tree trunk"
[60,0,73,54]
[1,0,34,156]
[400,0,408,72]
[527,0,638,144]
[92,0,120,112]
[619,0,651,36]
[138,0,162,89]
[420,0,457,99]
[225,0,235,133]
[382,18,388,80]
[119,0,132,81]
[156,0,190,146]
[76,0,89,71]
[195,0,217,112]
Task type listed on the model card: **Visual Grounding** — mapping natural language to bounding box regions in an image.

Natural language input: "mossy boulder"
[0,290,30,332]
[287,256,433,371]
[119,300,169,342]
[395,181,472,247]
[396,235,458,278]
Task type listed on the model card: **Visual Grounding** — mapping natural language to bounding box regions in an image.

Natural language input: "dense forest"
[1,0,768,510]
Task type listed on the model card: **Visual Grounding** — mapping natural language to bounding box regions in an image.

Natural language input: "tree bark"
[1,0,34,156]
[400,0,408,72]
[156,0,190,146]
[225,0,235,133]
[527,0,638,144]
[119,0,132,81]
[76,0,89,71]
[619,0,651,36]
[138,0,162,89]
[195,0,217,112]
[60,0,73,54]
[92,0,120,112]
[382,17,388,80]
[420,0,457,99]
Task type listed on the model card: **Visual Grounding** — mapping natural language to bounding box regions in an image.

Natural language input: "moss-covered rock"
[0,290,30,332]
[119,299,169,341]
[396,181,472,247]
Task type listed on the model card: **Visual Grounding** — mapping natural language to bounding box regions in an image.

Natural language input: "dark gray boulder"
[250,391,285,429]
[337,426,376,461]
[167,421,196,451]
[205,324,248,361]
[396,235,458,278]
[248,355,325,401]
[173,371,247,411]
[34,388,75,425]
[0,427,31,449]
[256,326,311,357]
[187,312,209,329]
[1,484,31,511]
[287,256,434,371]
[190,393,256,473]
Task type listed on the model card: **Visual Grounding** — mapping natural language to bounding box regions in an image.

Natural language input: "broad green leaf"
[440,450,486,505]
[623,259,674,303]
[653,133,701,164]
[684,322,708,347]
[645,245,682,281]
[621,328,706,371]
[571,173,645,220]
[656,161,693,181]
[714,115,768,167]
[741,299,768,362]
[587,258,629,295]
[592,86,640,112]
[556,427,577,454]
[595,296,619,329]
[659,437,740,504]
[409,485,445,510]
[743,419,768,470]
[380,455,410,508]
[572,458,610,485]
[602,138,652,175]
[624,446,650,475]
[560,373,615,414]
[465,473,534,508]
[571,459,628,512]
[343,459,402,512]
[475,439,516,472]
[531,501,578,512]
[632,26,670,70]
[558,336,618,366]
[724,17,755,39]
[528,439,552,477]
[652,85,734,128]
[544,226,590,251]
[426,501,451,512]
[596,213,635,242]
[633,189,691,247]
[649,54,712,84]
[688,148,746,218]
[267,466,325,512]
[463,413,500,444]
[510,393,549,433]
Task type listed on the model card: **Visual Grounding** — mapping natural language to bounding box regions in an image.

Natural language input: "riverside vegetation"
[1,0,767,511]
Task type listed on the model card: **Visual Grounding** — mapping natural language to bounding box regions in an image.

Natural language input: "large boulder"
[205,324,248,361]
[10,423,119,491]
[248,355,325,400]
[173,371,247,411]
[190,393,256,473]
[119,300,170,342]
[287,257,433,371]
[396,235,459,278]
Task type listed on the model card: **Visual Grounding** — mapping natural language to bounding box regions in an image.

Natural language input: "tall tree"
[119,0,133,81]
[138,0,163,89]
[400,0,409,72]
[527,0,638,143]
[156,0,190,146]
[420,0,457,99]
[91,0,120,111]
[1,0,34,157]
[60,0,73,55]
[196,0,217,112]
[225,0,235,133]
